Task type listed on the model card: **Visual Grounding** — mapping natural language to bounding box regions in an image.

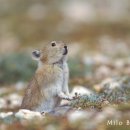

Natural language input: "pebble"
[15,109,43,120]
[71,86,93,97]
[6,93,22,108]
[0,112,14,124]
[0,112,13,119]
[0,98,7,109]
[67,110,90,123]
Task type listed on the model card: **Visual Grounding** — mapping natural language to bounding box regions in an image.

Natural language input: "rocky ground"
[1,77,130,130]
[1,42,130,130]
[0,0,130,129]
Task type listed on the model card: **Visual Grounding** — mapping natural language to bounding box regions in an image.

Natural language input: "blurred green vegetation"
[68,58,86,78]
[0,53,37,84]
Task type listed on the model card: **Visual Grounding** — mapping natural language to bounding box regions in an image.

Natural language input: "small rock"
[0,98,6,109]
[0,112,14,124]
[71,86,93,97]
[0,112,13,119]
[67,110,90,123]
[6,93,22,108]
[15,109,43,120]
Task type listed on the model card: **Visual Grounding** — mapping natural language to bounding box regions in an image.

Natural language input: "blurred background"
[1,1,130,130]
[1,0,130,85]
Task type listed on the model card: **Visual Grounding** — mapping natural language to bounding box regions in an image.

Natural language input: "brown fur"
[21,65,62,110]
[21,41,70,112]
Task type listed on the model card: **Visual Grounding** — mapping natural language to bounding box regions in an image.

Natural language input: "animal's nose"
[64,46,67,49]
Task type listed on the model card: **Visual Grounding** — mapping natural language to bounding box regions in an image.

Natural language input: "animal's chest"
[42,70,64,97]
[36,71,64,112]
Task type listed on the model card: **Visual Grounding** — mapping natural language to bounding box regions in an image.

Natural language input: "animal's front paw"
[58,92,74,101]
[62,95,73,101]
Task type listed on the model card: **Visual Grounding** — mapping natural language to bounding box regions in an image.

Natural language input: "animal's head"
[32,41,68,64]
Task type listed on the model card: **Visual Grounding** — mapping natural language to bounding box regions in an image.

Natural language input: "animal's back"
[21,76,43,110]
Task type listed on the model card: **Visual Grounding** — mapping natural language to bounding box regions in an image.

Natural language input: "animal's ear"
[32,50,41,60]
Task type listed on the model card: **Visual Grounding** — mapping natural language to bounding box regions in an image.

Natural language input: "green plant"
[0,53,37,85]
[68,58,86,78]
[70,94,104,109]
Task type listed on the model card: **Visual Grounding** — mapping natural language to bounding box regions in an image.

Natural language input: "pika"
[21,41,72,113]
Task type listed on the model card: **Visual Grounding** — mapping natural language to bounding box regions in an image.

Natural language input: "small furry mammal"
[21,41,72,113]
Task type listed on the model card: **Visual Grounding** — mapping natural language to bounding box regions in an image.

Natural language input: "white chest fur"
[35,66,65,113]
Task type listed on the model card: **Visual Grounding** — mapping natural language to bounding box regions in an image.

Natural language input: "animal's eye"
[51,42,56,47]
